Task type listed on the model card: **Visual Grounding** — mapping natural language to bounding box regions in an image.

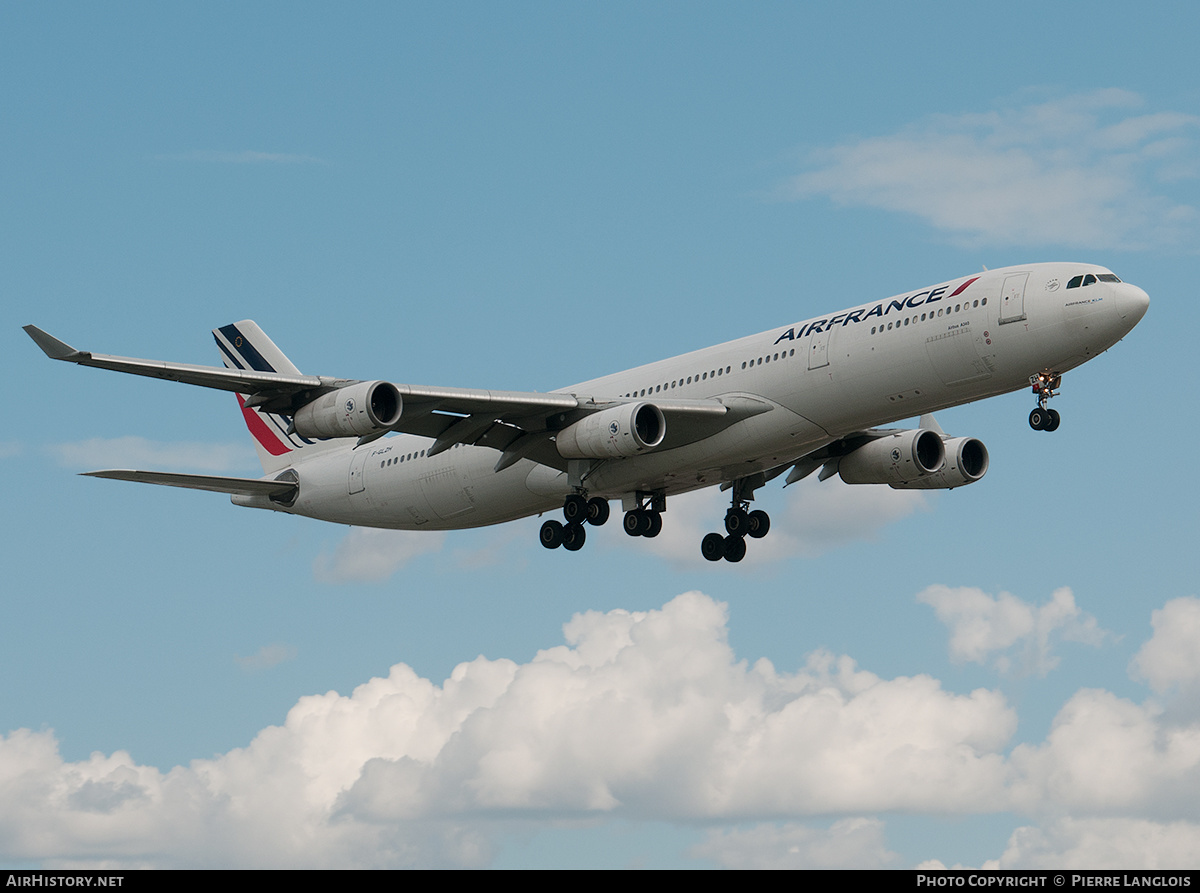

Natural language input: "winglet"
[23,325,87,361]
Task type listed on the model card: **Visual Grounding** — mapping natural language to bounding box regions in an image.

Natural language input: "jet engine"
[556,402,666,459]
[292,381,403,438]
[838,428,945,485]
[889,437,989,489]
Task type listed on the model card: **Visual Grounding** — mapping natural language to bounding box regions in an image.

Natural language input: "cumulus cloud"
[638,475,928,567]
[1130,596,1200,694]
[4,589,1199,868]
[337,595,1012,822]
[1007,688,1200,817]
[986,818,1200,870]
[0,592,1013,868]
[313,527,446,583]
[918,585,1111,676]
[785,89,1199,249]
[49,437,256,473]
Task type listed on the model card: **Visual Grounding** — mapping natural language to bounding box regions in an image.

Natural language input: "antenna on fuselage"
[982,264,989,271]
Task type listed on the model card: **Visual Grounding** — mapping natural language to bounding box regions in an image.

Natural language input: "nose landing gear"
[1029,372,1062,432]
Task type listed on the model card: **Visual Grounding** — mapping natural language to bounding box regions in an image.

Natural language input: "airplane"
[25,262,1148,563]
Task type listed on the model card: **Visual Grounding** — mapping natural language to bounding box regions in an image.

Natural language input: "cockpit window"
[1067,272,1120,289]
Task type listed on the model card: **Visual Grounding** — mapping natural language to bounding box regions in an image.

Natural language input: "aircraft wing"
[23,324,588,420]
[83,469,298,497]
[26,324,764,472]
[24,325,325,398]
[404,391,745,471]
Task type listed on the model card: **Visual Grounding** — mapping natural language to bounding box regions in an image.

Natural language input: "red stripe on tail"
[235,395,292,457]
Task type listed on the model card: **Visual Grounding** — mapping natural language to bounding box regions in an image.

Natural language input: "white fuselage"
[248,263,1148,530]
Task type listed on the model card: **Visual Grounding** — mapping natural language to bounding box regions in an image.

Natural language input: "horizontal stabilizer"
[82,469,298,497]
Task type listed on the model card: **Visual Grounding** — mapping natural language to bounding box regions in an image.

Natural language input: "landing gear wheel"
[1029,371,1063,433]
[624,510,649,537]
[562,522,586,551]
[723,534,747,563]
[563,494,589,524]
[747,510,771,539]
[724,508,750,537]
[586,497,610,526]
[540,519,564,550]
[644,511,662,538]
[701,532,725,562]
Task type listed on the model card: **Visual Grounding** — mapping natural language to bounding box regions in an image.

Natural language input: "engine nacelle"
[292,381,403,438]
[890,437,989,489]
[838,428,945,485]
[556,403,666,459]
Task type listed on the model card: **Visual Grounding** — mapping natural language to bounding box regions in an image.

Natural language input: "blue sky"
[3,2,1199,869]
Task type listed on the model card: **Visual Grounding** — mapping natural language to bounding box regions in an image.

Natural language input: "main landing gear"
[622,491,665,539]
[701,478,771,563]
[539,493,610,551]
[541,489,671,552]
[1029,371,1062,432]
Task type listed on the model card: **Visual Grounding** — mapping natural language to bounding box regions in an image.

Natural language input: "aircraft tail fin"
[212,320,345,474]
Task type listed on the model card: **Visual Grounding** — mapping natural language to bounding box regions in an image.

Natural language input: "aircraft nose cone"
[1117,283,1150,325]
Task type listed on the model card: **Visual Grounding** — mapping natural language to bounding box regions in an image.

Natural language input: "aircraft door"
[999,272,1028,324]
[348,449,368,495]
[807,325,832,370]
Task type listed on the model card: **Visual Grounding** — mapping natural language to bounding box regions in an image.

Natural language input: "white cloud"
[637,476,928,567]
[985,818,1200,870]
[0,442,21,460]
[692,818,899,869]
[1130,596,1200,694]
[338,594,1012,822]
[5,589,1200,868]
[313,527,446,583]
[0,592,1013,867]
[1007,687,1200,816]
[918,585,1110,676]
[786,90,1199,249]
[49,437,256,473]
